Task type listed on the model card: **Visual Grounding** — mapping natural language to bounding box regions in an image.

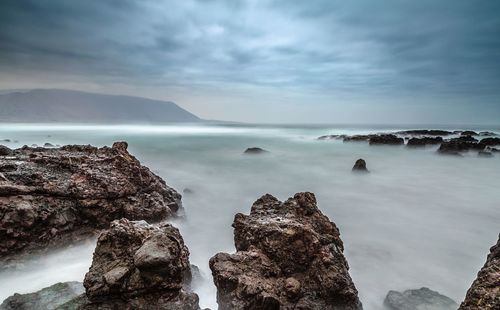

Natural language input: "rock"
[0,145,12,156]
[384,287,458,310]
[453,136,478,143]
[71,219,201,309]
[479,131,498,136]
[459,235,500,310]
[210,192,362,310]
[479,137,500,146]
[406,137,443,147]
[1,139,11,143]
[243,147,269,154]
[44,143,55,148]
[478,151,493,158]
[369,134,404,145]
[461,131,478,136]
[438,139,485,155]
[183,188,194,195]
[395,130,452,136]
[343,135,374,142]
[352,159,369,172]
[0,281,84,310]
[0,142,182,261]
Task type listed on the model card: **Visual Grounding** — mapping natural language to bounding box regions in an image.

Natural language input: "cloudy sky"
[1,0,499,124]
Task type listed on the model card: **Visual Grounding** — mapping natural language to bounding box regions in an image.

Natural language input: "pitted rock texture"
[459,235,500,310]
[210,192,362,310]
[76,219,201,309]
[0,142,181,259]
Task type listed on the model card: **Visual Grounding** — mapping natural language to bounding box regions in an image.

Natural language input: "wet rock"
[438,139,485,155]
[0,281,84,310]
[72,219,201,309]
[343,135,374,142]
[210,192,362,310]
[0,145,12,156]
[0,142,182,261]
[453,136,478,143]
[406,136,443,147]
[461,131,478,136]
[243,147,269,154]
[352,159,369,172]
[384,287,457,310]
[478,151,493,158]
[395,130,452,136]
[369,134,404,145]
[479,131,498,136]
[318,135,346,140]
[479,137,500,146]
[459,235,500,310]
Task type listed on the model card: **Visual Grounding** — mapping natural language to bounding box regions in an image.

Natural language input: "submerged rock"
[459,235,500,310]
[406,137,443,147]
[318,135,342,140]
[68,219,201,309]
[0,141,182,261]
[0,281,84,310]
[352,159,369,172]
[478,151,493,158]
[369,134,404,145]
[243,147,269,154]
[384,287,457,310]
[343,135,374,142]
[210,192,362,310]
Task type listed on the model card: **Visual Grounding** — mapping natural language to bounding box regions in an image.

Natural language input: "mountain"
[0,89,201,123]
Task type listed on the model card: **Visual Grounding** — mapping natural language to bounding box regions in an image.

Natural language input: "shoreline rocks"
[210,192,362,310]
[384,287,457,310]
[0,141,182,261]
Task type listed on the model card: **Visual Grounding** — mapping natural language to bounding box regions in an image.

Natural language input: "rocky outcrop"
[343,135,374,142]
[438,139,485,155]
[480,137,500,146]
[384,287,457,310]
[461,131,478,136]
[479,131,498,136]
[352,159,368,172]
[459,235,499,310]
[0,282,84,310]
[210,192,362,310]
[406,137,443,147]
[0,142,182,260]
[68,219,201,309]
[243,147,269,154]
[395,130,452,136]
[369,134,404,145]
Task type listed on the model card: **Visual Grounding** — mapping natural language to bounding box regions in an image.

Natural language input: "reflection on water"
[0,124,499,309]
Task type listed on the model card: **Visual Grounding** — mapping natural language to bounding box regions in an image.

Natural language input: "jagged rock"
[384,287,457,310]
[210,192,362,310]
[243,147,269,154]
[406,137,443,147]
[461,131,478,136]
[459,235,500,310]
[0,282,84,310]
[480,137,500,146]
[68,219,201,310]
[395,130,452,136]
[0,145,12,156]
[352,159,369,172]
[478,151,493,158]
[369,134,404,145]
[0,142,182,261]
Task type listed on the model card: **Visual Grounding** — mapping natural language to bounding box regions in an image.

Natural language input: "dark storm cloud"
[1,0,499,121]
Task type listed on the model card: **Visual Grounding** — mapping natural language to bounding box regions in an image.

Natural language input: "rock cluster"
[459,235,499,310]
[384,287,457,310]
[0,142,182,260]
[210,192,362,310]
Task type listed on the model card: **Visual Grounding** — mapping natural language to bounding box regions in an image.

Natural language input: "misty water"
[0,124,499,309]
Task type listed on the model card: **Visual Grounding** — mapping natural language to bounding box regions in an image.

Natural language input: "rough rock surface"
[461,131,478,136]
[480,137,500,146]
[0,282,84,310]
[71,219,201,309]
[384,287,457,310]
[0,142,182,260]
[210,192,362,310]
[243,147,269,154]
[459,235,500,310]
[352,159,369,172]
[369,134,404,145]
[0,145,12,156]
[406,137,443,147]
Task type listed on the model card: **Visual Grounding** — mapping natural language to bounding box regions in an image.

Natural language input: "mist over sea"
[0,123,499,309]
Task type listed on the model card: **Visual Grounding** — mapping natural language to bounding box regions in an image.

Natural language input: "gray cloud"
[0,0,499,123]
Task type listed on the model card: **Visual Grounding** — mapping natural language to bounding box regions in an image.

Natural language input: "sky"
[0,0,499,124]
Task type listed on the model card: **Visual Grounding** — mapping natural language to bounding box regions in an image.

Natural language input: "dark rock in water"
[69,219,201,310]
[343,135,374,142]
[243,147,269,154]
[478,151,493,158]
[352,159,369,172]
[43,142,55,148]
[369,134,404,145]
[453,135,478,143]
[459,235,500,310]
[479,137,500,146]
[479,131,498,136]
[210,192,362,310]
[395,130,452,136]
[407,136,443,147]
[0,281,84,310]
[1,139,11,143]
[31,144,38,148]
[183,187,194,194]
[0,142,182,261]
[0,145,12,156]
[461,130,478,136]
[318,135,340,140]
[438,139,485,155]
[384,287,458,310]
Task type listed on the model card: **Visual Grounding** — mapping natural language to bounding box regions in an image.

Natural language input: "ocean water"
[0,123,499,309]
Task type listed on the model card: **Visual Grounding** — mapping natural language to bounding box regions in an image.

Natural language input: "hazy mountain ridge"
[0,89,201,123]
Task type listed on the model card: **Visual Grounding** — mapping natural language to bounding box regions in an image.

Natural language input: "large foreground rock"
[0,142,182,260]
[459,235,499,310]
[0,282,84,310]
[210,192,362,310]
[66,219,201,309]
[384,287,457,310]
